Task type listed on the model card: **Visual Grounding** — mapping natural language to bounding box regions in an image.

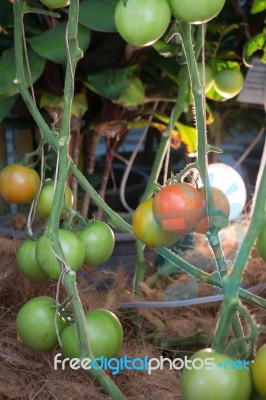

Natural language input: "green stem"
[179,22,207,185]
[133,61,190,295]
[179,21,249,354]
[23,4,60,17]
[133,241,147,297]
[213,165,266,350]
[63,273,126,400]
[13,2,126,398]
[228,165,266,293]
[157,246,266,309]
[13,1,133,237]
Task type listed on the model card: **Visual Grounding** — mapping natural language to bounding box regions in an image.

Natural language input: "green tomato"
[16,296,65,352]
[61,309,123,359]
[76,221,115,266]
[252,344,266,399]
[168,0,225,24]
[16,239,49,281]
[39,0,70,9]
[214,69,244,99]
[181,348,252,400]
[115,0,171,46]
[35,229,86,279]
[197,63,215,92]
[256,224,266,262]
[36,181,73,220]
[132,198,179,248]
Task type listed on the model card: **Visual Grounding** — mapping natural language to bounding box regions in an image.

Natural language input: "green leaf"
[115,76,145,107]
[148,51,181,84]
[0,96,17,122]
[71,93,89,117]
[86,67,133,98]
[175,122,197,154]
[214,60,240,73]
[206,85,226,102]
[0,47,45,98]
[39,92,63,109]
[28,23,91,64]
[78,0,117,32]
[40,93,88,117]
[148,111,197,153]
[245,32,266,58]
[251,0,266,13]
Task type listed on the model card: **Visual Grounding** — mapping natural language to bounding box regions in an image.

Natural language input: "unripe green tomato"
[168,0,225,24]
[197,64,215,93]
[214,69,244,99]
[115,0,171,46]
[256,224,266,262]
[252,344,266,399]
[35,229,86,279]
[39,0,70,9]
[36,181,73,220]
[181,348,252,400]
[76,221,115,266]
[16,296,66,352]
[61,309,123,359]
[16,239,49,281]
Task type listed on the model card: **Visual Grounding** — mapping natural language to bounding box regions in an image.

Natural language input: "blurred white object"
[207,163,247,220]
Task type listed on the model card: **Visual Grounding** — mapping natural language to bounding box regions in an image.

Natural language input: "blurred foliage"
[0,0,265,152]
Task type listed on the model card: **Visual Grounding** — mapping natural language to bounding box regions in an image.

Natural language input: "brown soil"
[0,231,266,400]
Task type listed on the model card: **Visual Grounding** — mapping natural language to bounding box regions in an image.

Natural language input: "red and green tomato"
[0,164,40,204]
[132,198,179,248]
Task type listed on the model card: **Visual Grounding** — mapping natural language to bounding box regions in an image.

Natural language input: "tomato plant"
[153,183,203,234]
[76,221,115,266]
[114,0,171,46]
[0,164,40,204]
[252,344,266,399]
[181,348,252,400]
[168,0,225,24]
[36,180,73,220]
[132,198,179,248]
[194,187,230,234]
[256,224,266,262]
[214,69,244,99]
[61,309,123,359]
[16,239,49,281]
[16,296,66,352]
[35,229,86,279]
[39,0,70,9]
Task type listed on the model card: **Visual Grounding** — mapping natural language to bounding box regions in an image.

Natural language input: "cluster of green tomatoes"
[38,0,244,100]
[0,163,123,360]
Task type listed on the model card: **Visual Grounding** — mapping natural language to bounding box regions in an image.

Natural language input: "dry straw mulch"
[0,233,266,400]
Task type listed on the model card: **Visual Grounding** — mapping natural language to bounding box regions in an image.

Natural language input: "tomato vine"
[8,0,266,399]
